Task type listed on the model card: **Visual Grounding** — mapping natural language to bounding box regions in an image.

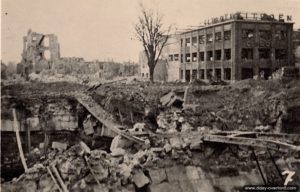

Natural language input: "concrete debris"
[132,169,150,188]
[51,142,67,152]
[160,91,184,107]
[2,78,300,191]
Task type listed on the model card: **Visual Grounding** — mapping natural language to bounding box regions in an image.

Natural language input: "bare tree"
[135,4,170,82]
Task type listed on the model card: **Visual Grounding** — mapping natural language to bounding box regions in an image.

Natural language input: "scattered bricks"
[189,140,203,150]
[110,135,134,152]
[148,169,167,184]
[185,166,200,180]
[80,141,91,155]
[132,169,150,188]
[51,141,67,152]
[111,148,125,157]
[165,166,188,182]
[163,143,172,153]
[181,122,193,132]
[169,137,183,149]
[149,181,182,192]
[119,164,132,180]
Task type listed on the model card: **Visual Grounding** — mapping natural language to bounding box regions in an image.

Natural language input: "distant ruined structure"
[19,29,60,78]
[18,29,138,80]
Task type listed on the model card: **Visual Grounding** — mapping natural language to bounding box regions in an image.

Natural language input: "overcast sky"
[1,0,300,63]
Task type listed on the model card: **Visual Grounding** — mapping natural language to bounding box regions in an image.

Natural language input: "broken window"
[181,39,183,47]
[207,34,213,43]
[200,69,205,79]
[242,29,254,39]
[142,73,144,77]
[242,48,253,60]
[224,68,231,80]
[199,35,205,44]
[180,70,183,79]
[186,53,191,62]
[259,48,271,59]
[259,30,272,41]
[207,69,213,79]
[146,73,149,78]
[215,32,222,41]
[224,49,231,60]
[186,70,191,82]
[275,49,287,60]
[242,68,254,80]
[215,50,221,60]
[192,70,197,80]
[275,30,287,40]
[169,55,173,61]
[192,52,197,62]
[174,54,179,61]
[215,69,221,79]
[207,51,213,61]
[181,54,183,63]
[192,37,197,46]
[186,38,191,47]
[224,30,231,40]
[199,52,205,61]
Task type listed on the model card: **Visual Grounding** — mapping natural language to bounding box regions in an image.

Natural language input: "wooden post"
[251,148,267,185]
[13,108,28,172]
[26,121,31,152]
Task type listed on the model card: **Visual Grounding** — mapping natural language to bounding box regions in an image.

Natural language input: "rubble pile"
[1,79,300,191]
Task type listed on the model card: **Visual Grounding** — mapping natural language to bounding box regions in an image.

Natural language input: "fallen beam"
[75,93,145,145]
[202,134,300,153]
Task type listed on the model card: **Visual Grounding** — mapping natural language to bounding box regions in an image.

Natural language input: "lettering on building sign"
[204,12,292,26]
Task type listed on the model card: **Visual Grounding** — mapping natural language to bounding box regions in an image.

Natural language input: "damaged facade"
[140,12,295,82]
[19,29,60,77]
[139,34,181,82]
[18,29,139,80]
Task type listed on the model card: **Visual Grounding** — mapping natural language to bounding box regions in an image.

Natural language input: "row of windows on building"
[169,49,231,62]
[181,29,287,47]
[169,48,287,63]
[180,68,232,81]
[181,31,231,47]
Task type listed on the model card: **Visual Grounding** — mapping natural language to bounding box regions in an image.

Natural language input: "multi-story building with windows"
[176,12,294,82]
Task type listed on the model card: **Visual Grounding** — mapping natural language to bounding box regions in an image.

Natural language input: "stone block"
[190,179,215,192]
[149,181,182,192]
[166,166,188,181]
[132,169,150,188]
[185,166,200,180]
[179,180,194,192]
[169,137,183,149]
[149,169,167,184]
[52,141,67,152]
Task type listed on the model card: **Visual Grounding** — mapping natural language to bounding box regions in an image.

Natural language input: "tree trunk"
[149,65,155,83]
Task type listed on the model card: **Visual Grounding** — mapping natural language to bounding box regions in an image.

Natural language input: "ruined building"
[20,29,60,77]
[178,12,294,81]
[139,12,294,82]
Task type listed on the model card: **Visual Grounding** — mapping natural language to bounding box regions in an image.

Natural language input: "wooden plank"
[202,134,300,153]
[13,108,28,172]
